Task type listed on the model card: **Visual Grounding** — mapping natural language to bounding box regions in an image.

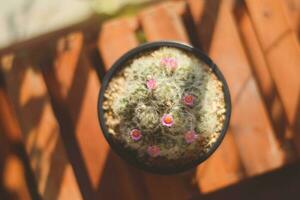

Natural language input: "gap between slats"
[244,0,300,154]
[0,53,82,200]
[188,0,292,192]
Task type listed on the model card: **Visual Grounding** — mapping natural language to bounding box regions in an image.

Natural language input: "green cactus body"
[103,47,226,167]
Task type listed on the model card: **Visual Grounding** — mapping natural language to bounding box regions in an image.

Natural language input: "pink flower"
[130,129,142,141]
[160,57,177,70]
[147,145,160,157]
[161,114,174,127]
[183,94,195,106]
[184,130,198,143]
[146,79,157,90]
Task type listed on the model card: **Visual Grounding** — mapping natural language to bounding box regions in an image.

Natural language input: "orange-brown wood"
[245,0,298,49]
[281,0,300,39]
[141,172,197,200]
[99,17,154,199]
[53,33,108,188]
[187,0,246,192]
[237,6,295,160]
[0,150,31,200]
[187,0,221,52]
[166,0,188,16]
[98,17,139,70]
[196,132,244,193]
[46,32,149,200]
[139,1,190,44]
[0,83,23,144]
[42,32,109,200]
[245,0,300,153]
[189,0,288,182]
[210,0,287,174]
[0,88,31,200]
[0,54,82,200]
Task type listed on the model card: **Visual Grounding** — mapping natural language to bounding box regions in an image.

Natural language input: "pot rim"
[97,41,231,174]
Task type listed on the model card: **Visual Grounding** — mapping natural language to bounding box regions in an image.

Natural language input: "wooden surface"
[0,0,299,199]
[207,0,286,175]
[0,86,33,200]
[0,54,81,200]
[245,0,300,153]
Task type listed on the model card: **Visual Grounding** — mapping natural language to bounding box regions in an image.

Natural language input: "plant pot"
[98,41,231,174]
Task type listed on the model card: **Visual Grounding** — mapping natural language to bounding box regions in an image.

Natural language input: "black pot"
[98,41,231,174]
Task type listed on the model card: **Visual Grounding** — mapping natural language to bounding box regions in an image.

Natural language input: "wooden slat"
[195,133,244,193]
[54,33,108,188]
[187,0,245,192]
[0,83,46,200]
[140,173,197,200]
[103,152,149,200]
[1,153,31,200]
[193,160,300,200]
[0,83,23,144]
[187,0,221,52]
[245,0,298,49]
[139,1,190,44]
[245,0,300,153]
[98,18,139,70]
[98,17,152,199]
[0,90,31,200]
[237,5,295,160]
[210,0,287,174]
[189,0,288,182]
[42,32,109,200]
[0,54,82,200]
[281,0,300,39]
[49,32,148,200]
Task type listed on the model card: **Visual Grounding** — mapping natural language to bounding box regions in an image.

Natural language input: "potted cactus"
[98,41,231,174]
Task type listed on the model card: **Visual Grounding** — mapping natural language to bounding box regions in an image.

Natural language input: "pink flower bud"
[146,79,157,90]
[184,130,197,143]
[130,129,142,141]
[160,57,178,70]
[183,94,195,106]
[161,114,174,127]
[147,145,160,157]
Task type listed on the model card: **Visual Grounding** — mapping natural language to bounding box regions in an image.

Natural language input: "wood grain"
[211,0,286,174]
[0,88,32,200]
[0,54,82,200]
[188,0,246,192]
[188,0,289,190]
[139,1,190,44]
[281,0,300,40]
[245,0,300,153]
[98,17,139,70]
[98,18,152,200]
[237,6,295,160]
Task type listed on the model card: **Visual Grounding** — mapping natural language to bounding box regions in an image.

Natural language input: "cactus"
[103,47,226,165]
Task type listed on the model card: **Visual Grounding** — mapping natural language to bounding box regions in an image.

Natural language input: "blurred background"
[0,0,299,200]
[0,0,155,48]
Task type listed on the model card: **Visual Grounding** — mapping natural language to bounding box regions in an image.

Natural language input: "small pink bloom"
[161,114,174,127]
[183,94,195,106]
[146,79,157,90]
[184,130,198,143]
[147,145,160,157]
[130,129,142,141]
[160,57,178,70]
